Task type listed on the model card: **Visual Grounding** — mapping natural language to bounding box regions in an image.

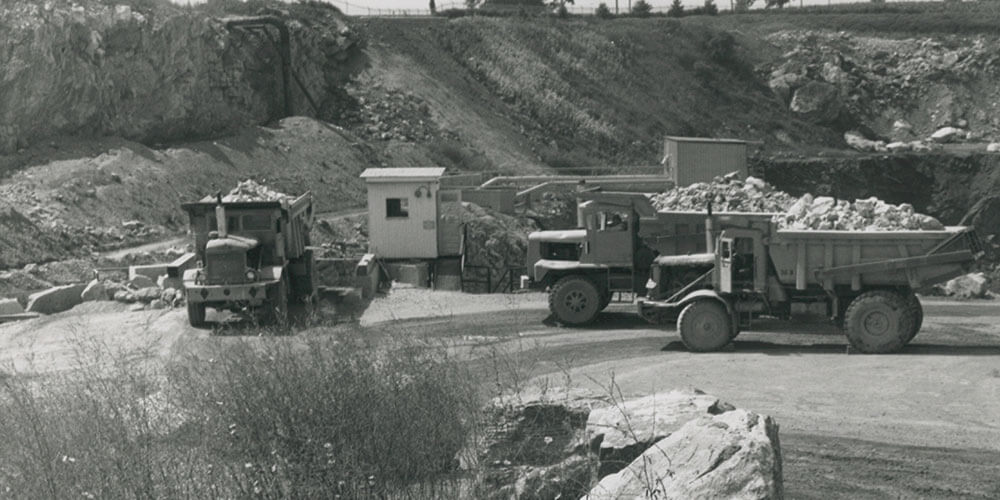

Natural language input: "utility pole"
[615,0,619,14]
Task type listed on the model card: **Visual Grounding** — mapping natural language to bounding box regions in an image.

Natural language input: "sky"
[168,0,725,11]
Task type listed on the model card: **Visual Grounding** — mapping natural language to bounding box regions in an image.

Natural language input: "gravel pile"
[221,180,292,203]
[650,173,795,213]
[651,173,945,231]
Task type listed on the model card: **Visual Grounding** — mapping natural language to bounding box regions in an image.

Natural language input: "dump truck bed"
[769,226,980,290]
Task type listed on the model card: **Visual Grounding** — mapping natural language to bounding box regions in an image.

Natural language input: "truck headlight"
[245,269,257,281]
[645,279,657,290]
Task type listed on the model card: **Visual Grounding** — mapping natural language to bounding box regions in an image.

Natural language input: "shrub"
[595,2,614,18]
[667,0,684,17]
[0,327,482,498]
[633,0,653,17]
[556,3,569,18]
[706,31,737,65]
[703,0,719,15]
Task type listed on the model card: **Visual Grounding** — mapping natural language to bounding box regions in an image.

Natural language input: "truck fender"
[677,289,737,335]
[259,265,284,282]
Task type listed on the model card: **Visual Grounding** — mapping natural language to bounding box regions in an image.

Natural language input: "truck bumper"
[520,275,545,291]
[636,297,683,323]
[185,281,276,305]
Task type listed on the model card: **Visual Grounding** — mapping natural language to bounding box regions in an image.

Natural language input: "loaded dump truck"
[180,190,317,327]
[523,192,981,353]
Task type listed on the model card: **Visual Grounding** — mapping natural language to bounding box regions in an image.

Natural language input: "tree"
[595,2,613,18]
[764,0,789,7]
[734,0,754,12]
[703,0,718,15]
[633,0,653,17]
[667,0,684,17]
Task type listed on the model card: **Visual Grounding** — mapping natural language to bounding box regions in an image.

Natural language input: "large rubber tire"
[678,300,732,352]
[599,291,613,311]
[549,276,602,325]
[264,275,289,326]
[904,293,923,343]
[187,301,206,328]
[843,290,915,354]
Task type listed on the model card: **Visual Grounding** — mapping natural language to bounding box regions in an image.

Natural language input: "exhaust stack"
[215,192,227,238]
[705,201,714,254]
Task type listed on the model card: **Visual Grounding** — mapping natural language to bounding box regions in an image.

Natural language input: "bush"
[595,2,613,18]
[632,0,653,17]
[702,0,719,15]
[556,3,569,18]
[0,328,482,498]
[667,0,684,17]
[706,31,737,65]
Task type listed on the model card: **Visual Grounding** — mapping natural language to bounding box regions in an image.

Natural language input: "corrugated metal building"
[662,136,748,186]
[361,167,455,259]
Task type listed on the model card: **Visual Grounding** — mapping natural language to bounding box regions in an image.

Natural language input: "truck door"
[583,211,634,266]
[719,237,734,293]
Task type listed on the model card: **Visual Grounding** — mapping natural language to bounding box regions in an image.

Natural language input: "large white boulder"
[790,81,841,123]
[587,389,734,476]
[584,410,783,500]
[944,272,989,299]
[930,126,965,143]
[25,283,87,314]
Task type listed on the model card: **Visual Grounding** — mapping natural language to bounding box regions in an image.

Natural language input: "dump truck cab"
[181,192,316,327]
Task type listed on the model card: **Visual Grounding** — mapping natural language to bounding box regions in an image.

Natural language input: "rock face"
[587,389,735,476]
[584,410,783,500]
[25,283,87,314]
[789,81,841,123]
[944,272,988,299]
[0,1,361,153]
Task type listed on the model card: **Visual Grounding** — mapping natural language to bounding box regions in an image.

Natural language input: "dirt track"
[2,291,999,498]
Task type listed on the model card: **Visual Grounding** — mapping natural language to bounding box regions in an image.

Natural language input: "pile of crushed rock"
[651,172,945,231]
[220,179,293,203]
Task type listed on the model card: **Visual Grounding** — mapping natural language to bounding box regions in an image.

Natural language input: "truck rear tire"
[549,276,602,325]
[844,290,914,353]
[678,300,732,352]
[904,293,923,343]
[187,301,206,328]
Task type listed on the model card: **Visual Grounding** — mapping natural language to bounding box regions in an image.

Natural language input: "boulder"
[157,274,183,291]
[25,283,87,314]
[114,290,137,303]
[161,288,178,305]
[587,389,735,476]
[128,274,157,289]
[80,279,108,302]
[885,141,911,152]
[930,126,965,143]
[135,286,163,303]
[465,388,606,500]
[844,131,886,152]
[944,272,988,299]
[767,72,802,103]
[987,142,1000,153]
[128,303,147,312]
[891,119,914,139]
[0,298,24,315]
[584,410,782,500]
[149,299,168,310]
[789,81,841,123]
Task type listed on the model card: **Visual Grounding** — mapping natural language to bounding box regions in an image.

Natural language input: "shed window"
[386,198,409,218]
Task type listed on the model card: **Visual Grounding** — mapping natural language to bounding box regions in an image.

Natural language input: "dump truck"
[523,192,982,353]
[180,191,317,327]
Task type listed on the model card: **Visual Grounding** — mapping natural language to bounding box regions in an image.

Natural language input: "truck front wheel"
[549,276,602,325]
[844,291,915,353]
[678,300,732,352]
[187,301,206,328]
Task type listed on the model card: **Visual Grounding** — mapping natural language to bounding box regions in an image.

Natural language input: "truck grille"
[206,253,247,284]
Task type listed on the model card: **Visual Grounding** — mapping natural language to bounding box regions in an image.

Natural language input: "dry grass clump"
[0,326,481,499]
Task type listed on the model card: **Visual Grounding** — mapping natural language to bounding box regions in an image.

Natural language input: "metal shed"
[662,136,748,187]
[361,167,450,259]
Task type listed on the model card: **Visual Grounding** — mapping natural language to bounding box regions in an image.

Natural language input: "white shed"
[662,136,748,187]
[360,167,449,259]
